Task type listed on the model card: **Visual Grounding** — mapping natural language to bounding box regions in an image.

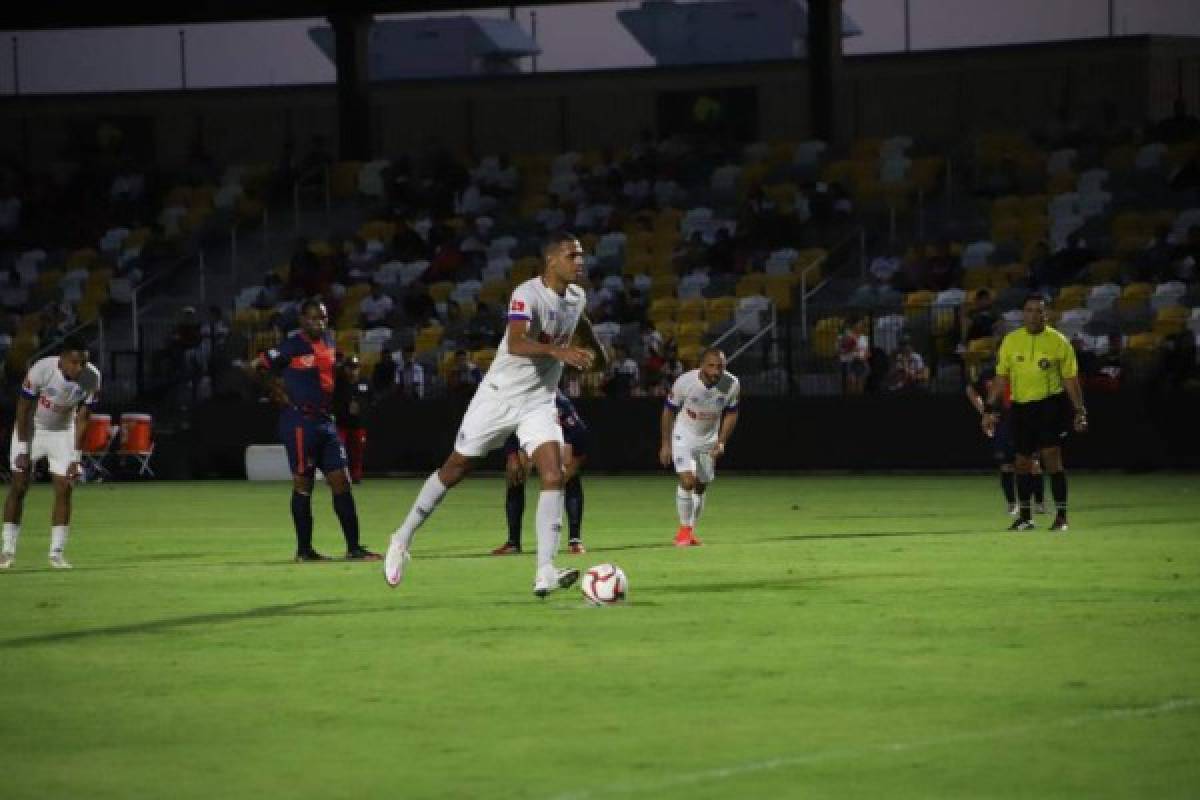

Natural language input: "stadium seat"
[1055,285,1088,311]
[676,298,706,323]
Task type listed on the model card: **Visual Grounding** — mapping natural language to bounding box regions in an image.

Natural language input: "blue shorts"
[280,409,347,477]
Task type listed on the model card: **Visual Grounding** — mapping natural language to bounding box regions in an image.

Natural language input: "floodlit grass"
[1,474,1198,799]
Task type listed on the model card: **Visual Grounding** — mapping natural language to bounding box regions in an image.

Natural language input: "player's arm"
[252,346,290,406]
[11,393,35,472]
[658,403,677,468]
[69,404,90,481]
[713,408,739,461]
[1060,339,1088,433]
[505,318,593,369]
[965,384,985,414]
[574,314,610,372]
[981,373,1007,436]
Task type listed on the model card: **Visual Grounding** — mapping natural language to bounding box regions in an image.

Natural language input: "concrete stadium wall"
[3,36,1198,170]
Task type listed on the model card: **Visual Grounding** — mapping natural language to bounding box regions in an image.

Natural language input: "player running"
[2,337,100,570]
[384,231,606,597]
[256,299,380,562]
[491,387,590,556]
[658,347,740,547]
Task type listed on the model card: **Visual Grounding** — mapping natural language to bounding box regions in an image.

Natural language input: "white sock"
[50,525,69,555]
[676,486,694,526]
[393,472,448,549]
[2,522,19,554]
[691,492,706,529]
[535,489,564,574]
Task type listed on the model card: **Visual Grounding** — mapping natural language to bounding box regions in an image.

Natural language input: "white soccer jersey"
[21,356,101,432]
[667,369,741,443]
[484,277,586,404]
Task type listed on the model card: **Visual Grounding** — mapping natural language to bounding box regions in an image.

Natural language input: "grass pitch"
[1,474,1198,799]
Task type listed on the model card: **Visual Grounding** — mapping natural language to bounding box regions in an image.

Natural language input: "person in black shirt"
[334,355,372,484]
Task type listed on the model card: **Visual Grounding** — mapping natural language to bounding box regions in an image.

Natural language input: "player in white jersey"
[2,337,101,569]
[384,232,607,597]
[658,348,740,547]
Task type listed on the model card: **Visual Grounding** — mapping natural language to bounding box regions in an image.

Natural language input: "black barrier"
[174,390,1200,478]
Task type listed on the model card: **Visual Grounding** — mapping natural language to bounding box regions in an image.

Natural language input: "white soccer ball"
[582,563,628,605]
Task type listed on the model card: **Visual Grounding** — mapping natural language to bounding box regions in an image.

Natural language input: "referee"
[983,293,1088,531]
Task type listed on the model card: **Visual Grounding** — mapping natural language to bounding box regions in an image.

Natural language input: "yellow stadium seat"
[336,329,362,355]
[736,274,768,297]
[648,297,678,322]
[676,321,707,345]
[429,282,455,303]
[1055,285,1088,311]
[676,298,706,323]
[963,268,995,291]
[1126,332,1162,351]
[655,320,678,340]
[706,297,736,323]
[678,344,704,368]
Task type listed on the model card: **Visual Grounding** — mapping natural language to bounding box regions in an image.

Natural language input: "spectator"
[359,282,394,329]
[373,348,399,394]
[962,289,999,344]
[886,338,930,391]
[838,317,870,395]
[605,344,640,397]
[446,348,481,395]
[869,245,904,286]
[399,345,426,399]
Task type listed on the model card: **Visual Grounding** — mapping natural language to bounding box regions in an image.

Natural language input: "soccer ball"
[581,563,628,605]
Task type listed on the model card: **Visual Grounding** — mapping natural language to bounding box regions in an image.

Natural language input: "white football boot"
[48,553,72,569]
[0,551,14,569]
[533,564,580,598]
[383,535,410,588]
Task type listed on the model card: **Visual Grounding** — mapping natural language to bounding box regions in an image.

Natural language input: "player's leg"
[2,430,31,567]
[686,449,716,545]
[528,438,578,597]
[1008,402,1037,530]
[48,474,73,568]
[494,437,526,555]
[563,444,587,554]
[994,417,1017,515]
[320,420,378,560]
[1040,445,1069,531]
[1030,454,1047,513]
[283,414,324,561]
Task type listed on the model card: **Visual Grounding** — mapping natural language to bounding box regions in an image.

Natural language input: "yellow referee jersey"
[996,325,1078,403]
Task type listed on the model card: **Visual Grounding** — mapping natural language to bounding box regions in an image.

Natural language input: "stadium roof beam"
[808,0,845,148]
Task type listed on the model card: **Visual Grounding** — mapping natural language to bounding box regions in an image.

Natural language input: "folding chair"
[118,413,155,478]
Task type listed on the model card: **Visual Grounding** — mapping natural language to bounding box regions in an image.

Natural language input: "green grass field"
[1,474,1198,799]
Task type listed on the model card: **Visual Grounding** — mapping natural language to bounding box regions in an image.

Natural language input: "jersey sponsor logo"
[510,299,526,312]
[1038,358,1051,369]
[290,355,316,369]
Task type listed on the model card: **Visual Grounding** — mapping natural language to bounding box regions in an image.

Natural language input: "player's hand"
[981,411,997,437]
[711,442,726,461]
[67,461,83,482]
[270,386,289,407]
[1073,410,1088,433]
[658,443,672,468]
[13,453,29,473]
[554,346,595,370]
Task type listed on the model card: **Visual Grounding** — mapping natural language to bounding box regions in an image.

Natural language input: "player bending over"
[2,337,100,570]
[658,348,740,547]
[384,231,605,597]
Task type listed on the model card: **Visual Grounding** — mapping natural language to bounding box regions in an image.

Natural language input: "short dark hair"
[60,336,88,355]
[300,298,325,315]
[700,346,726,362]
[542,230,579,260]
[1023,292,1046,308]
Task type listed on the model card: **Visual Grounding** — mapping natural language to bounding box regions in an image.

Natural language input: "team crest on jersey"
[510,299,525,312]
[1038,358,1051,369]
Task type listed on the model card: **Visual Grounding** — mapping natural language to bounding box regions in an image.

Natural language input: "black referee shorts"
[1010,393,1070,456]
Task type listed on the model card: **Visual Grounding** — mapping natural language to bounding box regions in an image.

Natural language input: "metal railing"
[130,250,206,351]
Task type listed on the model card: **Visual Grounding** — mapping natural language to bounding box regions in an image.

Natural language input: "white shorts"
[10,427,76,477]
[672,433,716,484]
[454,385,563,459]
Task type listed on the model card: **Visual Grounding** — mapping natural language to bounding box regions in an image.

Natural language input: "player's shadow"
[0,600,348,650]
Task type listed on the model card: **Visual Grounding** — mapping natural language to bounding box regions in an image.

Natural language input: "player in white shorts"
[2,337,101,570]
[384,231,607,597]
[658,348,740,547]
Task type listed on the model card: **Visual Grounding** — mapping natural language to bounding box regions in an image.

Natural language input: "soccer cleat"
[1007,519,1035,532]
[674,526,702,547]
[1050,514,1069,532]
[383,536,410,588]
[1007,503,1019,517]
[491,542,522,556]
[1033,501,1048,514]
[533,566,580,598]
[0,552,13,569]
[345,546,382,561]
[567,540,586,555]
[294,550,331,563]
[48,554,72,569]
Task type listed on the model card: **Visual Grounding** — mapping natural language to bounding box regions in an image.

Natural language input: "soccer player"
[1,336,100,569]
[658,347,740,547]
[966,359,1046,515]
[983,293,1087,532]
[256,300,380,562]
[491,388,591,556]
[384,231,604,597]
[333,355,371,484]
